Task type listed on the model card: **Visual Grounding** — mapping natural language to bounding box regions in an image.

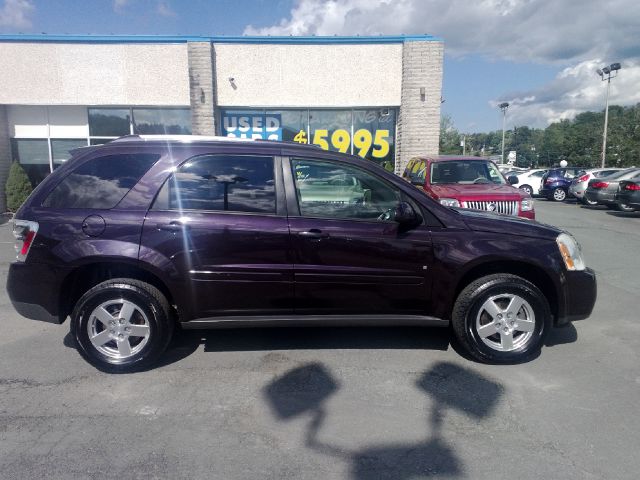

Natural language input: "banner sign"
[222,113,282,140]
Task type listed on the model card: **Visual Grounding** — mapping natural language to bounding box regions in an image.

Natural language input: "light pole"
[499,102,509,164]
[596,63,621,168]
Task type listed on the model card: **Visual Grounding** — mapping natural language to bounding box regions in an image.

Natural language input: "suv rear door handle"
[298,229,329,240]
[157,222,190,232]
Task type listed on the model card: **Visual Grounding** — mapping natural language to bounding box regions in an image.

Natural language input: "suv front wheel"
[71,278,174,372]
[451,274,551,364]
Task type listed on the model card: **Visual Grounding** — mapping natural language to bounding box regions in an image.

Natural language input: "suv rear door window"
[42,153,160,209]
[153,155,276,214]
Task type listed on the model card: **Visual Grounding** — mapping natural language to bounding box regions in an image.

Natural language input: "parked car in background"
[617,177,640,211]
[512,169,548,196]
[402,156,535,219]
[539,167,583,201]
[569,168,625,205]
[7,136,596,371]
[584,168,640,211]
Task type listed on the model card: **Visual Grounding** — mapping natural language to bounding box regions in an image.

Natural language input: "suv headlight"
[520,198,534,211]
[439,198,460,207]
[556,233,586,271]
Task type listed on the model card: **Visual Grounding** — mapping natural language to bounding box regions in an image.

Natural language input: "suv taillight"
[13,220,39,262]
[577,174,590,183]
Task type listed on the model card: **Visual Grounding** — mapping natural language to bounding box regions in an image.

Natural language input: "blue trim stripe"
[0,34,441,44]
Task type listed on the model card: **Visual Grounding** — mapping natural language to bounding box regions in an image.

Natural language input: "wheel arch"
[59,260,177,324]
[453,260,559,324]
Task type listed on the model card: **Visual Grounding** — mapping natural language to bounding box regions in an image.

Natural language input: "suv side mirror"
[507,175,518,185]
[394,201,420,226]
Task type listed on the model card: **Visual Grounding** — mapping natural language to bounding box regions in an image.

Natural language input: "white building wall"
[214,43,402,107]
[0,43,190,106]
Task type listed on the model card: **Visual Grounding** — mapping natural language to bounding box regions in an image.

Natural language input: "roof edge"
[0,34,442,45]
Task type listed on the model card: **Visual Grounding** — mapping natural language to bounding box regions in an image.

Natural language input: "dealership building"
[0,34,443,211]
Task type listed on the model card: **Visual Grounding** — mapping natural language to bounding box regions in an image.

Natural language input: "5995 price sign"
[292,129,390,159]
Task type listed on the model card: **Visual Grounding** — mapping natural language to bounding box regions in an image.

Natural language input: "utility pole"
[499,102,509,164]
[596,63,621,168]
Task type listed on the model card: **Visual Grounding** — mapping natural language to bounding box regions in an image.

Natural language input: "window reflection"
[132,108,191,135]
[161,155,276,214]
[10,139,50,186]
[292,158,400,221]
[43,153,160,208]
[88,108,130,136]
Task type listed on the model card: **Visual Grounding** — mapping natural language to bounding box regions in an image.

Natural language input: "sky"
[1,0,639,133]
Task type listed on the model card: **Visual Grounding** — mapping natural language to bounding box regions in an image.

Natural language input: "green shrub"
[5,162,33,212]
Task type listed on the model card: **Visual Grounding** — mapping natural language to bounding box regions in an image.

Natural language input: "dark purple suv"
[7,135,597,371]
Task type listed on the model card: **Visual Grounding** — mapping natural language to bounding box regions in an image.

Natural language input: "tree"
[5,162,33,212]
[439,114,461,154]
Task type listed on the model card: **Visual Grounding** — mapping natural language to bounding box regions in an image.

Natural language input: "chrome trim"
[462,200,519,216]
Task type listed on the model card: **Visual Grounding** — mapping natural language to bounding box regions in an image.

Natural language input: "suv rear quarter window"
[42,153,160,209]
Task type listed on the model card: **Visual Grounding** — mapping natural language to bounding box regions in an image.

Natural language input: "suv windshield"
[430,160,506,185]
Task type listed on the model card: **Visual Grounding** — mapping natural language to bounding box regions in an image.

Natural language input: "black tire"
[451,274,551,364]
[615,202,635,212]
[519,185,533,196]
[581,196,598,206]
[71,278,174,373]
[551,187,567,202]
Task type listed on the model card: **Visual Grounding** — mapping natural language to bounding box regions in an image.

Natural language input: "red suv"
[403,156,535,219]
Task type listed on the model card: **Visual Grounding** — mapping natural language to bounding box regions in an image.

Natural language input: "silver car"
[569,168,625,205]
[584,168,640,210]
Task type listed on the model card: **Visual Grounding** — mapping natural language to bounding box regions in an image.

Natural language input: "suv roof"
[412,155,491,163]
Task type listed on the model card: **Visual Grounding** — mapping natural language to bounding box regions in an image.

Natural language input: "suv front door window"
[286,157,432,315]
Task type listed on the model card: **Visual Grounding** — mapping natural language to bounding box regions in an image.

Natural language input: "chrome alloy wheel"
[87,299,151,360]
[475,294,536,352]
[553,188,566,201]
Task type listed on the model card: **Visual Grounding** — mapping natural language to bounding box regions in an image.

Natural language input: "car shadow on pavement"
[605,211,640,218]
[63,326,451,371]
[263,361,504,479]
[544,323,578,347]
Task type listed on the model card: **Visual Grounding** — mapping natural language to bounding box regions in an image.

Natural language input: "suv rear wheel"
[71,278,173,372]
[451,274,551,364]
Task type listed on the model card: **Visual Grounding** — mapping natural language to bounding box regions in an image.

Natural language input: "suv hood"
[455,208,560,240]
[431,184,525,199]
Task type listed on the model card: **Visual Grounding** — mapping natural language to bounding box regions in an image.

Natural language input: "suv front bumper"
[557,267,597,325]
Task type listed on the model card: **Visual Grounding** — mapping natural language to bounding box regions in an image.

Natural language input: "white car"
[512,169,548,196]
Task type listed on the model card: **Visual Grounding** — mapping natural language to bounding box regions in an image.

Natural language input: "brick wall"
[0,105,11,212]
[396,41,444,174]
[187,42,217,135]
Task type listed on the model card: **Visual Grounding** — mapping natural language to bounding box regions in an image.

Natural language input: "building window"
[88,107,191,143]
[132,108,192,135]
[88,108,131,137]
[51,139,88,169]
[220,108,397,170]
[10,139,50,186]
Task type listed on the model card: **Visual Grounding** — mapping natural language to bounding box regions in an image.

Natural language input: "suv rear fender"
[58,259,179,324]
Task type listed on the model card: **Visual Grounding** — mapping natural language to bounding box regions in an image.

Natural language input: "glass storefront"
[220,108,397,170]
[10,105,192,186]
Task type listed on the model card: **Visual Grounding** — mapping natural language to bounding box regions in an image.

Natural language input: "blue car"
[539,168,583,201]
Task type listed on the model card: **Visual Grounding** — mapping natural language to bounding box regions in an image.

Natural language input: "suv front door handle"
[157,222,190,232]
[298,229,329,240]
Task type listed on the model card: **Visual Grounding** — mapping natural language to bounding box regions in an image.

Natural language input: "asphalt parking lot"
[0,201,639,480]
